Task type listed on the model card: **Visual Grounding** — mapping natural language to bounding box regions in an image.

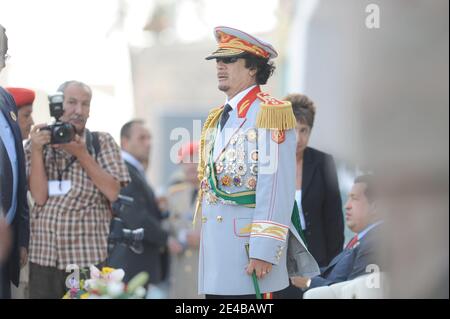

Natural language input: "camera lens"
[51,123,76,144]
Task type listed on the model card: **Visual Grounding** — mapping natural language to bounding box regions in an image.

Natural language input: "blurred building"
[282,0,448,298]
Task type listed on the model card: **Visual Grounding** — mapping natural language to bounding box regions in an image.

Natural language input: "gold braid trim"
[256,102,297,130]
[197,106,223,181]
[193,106,223,226]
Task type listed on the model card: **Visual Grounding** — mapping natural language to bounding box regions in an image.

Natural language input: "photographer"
[24,81,130,299]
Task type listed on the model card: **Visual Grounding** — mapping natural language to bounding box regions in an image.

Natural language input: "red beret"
[178,141,199,163]
[5,87,35,108]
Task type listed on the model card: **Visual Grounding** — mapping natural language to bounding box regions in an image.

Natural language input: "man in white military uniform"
[196,26,319,298]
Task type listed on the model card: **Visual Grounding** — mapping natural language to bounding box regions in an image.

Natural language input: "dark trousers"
[205,289,283,299]
[0,263,11,299]
[273,283,304,299]
[29,261,106,299]
[29,263,68,299]
[205,294,257,299]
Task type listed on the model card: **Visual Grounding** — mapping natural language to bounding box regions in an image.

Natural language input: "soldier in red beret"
[5,88,36,140]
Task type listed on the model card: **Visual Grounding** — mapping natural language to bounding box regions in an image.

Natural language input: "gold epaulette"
[256,92,296,130]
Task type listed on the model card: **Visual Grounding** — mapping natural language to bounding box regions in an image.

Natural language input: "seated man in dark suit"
[290,175,382,291]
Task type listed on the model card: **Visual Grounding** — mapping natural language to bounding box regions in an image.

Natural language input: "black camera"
[41,93,76,144]
[108,195,145,254]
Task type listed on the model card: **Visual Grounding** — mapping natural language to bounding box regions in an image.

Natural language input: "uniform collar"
[121,150,146,176]
[225,85,257,111]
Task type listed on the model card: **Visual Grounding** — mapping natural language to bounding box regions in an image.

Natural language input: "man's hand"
[53,134,88,159]
[30,124,51,152]
[0,217,11,263]
[186,231,200,249]
[20,247,28,268]
[290,276,311,289]
[246,258,272,280]
[168,236,183,255]
[156,196,168,213]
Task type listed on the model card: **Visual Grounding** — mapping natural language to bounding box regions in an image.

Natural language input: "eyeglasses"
[216,57,239,64]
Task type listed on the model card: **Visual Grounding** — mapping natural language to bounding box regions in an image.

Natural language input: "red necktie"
[345,235,359,249]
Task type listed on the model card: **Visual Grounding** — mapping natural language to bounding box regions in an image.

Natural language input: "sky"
[0,0,279,88]
[0,0,280,139]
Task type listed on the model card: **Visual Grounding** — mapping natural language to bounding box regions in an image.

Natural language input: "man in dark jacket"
[0,24,30,299]
[107,120,180,288]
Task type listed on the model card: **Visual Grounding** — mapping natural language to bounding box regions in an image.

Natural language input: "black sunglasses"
[216,56,240,64]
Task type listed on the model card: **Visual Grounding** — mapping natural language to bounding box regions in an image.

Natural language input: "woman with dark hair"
[278,93,345,298]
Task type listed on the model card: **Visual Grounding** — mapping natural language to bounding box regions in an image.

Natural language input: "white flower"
[83,279,95,290]
[89,265,101,279]
[107,269,125,282]
[107,281,125,298]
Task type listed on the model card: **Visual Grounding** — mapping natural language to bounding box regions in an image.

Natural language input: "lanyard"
[49,130,97,190]
[52,148,76,190]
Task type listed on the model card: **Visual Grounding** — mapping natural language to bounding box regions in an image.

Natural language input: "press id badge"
[48,180,72,196]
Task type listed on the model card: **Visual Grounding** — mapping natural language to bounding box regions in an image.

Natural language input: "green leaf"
[127,272,149,293]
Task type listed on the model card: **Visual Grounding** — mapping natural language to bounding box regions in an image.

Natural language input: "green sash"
[291,200,307,246]
[205,122,306,247]
[207,154,256,207]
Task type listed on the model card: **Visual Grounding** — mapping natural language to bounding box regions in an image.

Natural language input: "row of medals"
[202,128,258,205]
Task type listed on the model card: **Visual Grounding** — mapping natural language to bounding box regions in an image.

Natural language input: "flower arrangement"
[63,265,149,299]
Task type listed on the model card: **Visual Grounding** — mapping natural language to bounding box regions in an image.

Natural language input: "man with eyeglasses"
[0,24,30,299]
[196,26,319,299]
